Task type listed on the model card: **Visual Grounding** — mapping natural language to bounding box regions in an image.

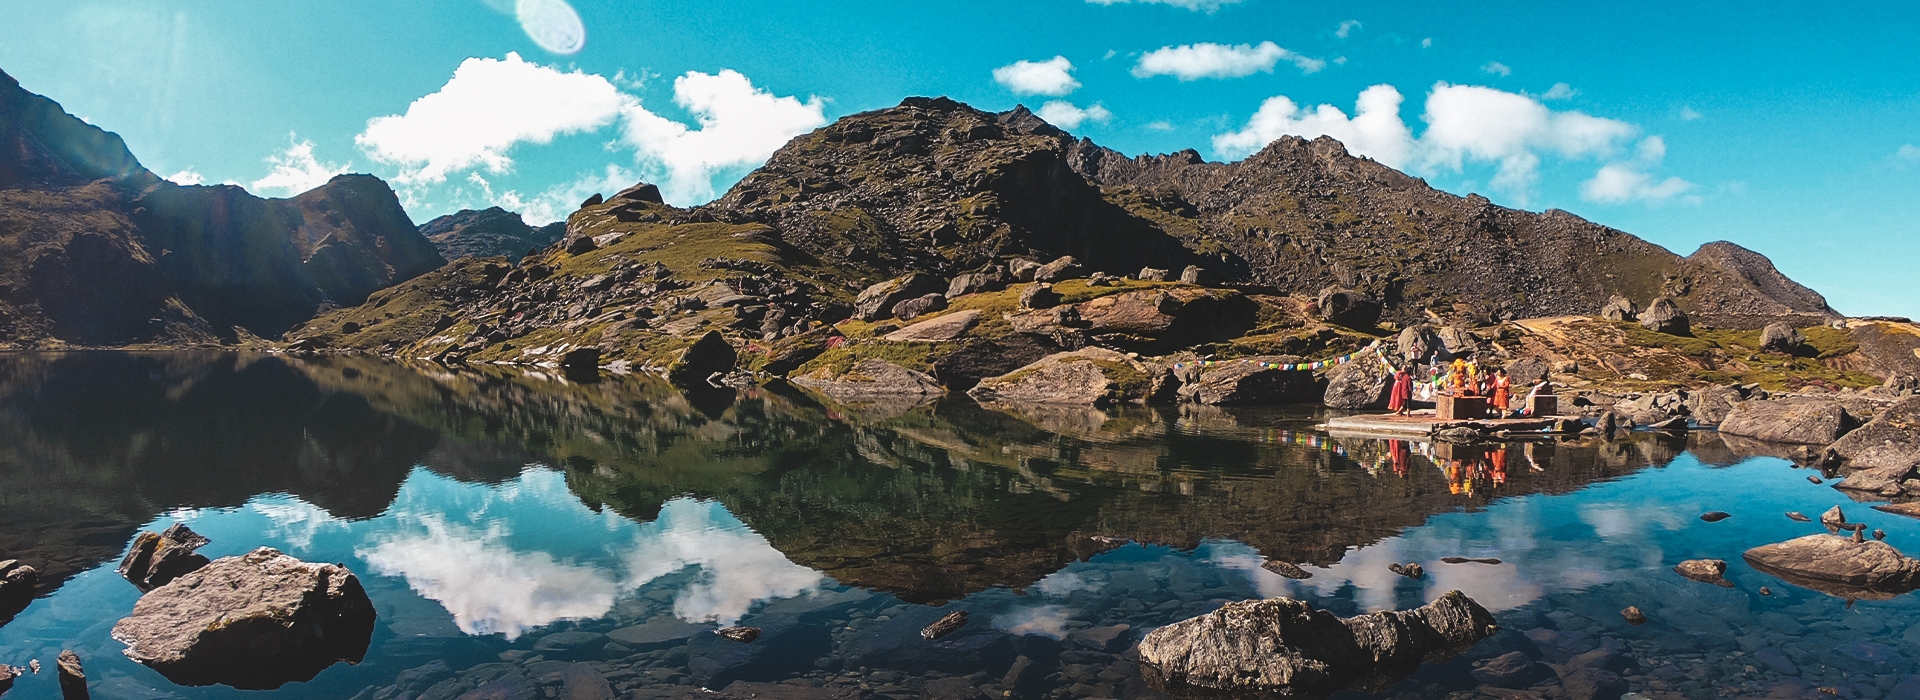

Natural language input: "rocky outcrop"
[110,547,376,689]
[115,523,211,592]
[1743,534,1920,598]
[667,331,737,385]
[1137,590,1498,695]
[1316,287,1381,328]
[884,310,980,342]
[1032,256,1081,282]
[1824,396,1920,473]
[418,206,565,262]
[792,359,945,399]
[1760,322,1806,354]
[1179,356,1321,406]
[891,293,947,320]
[1684,385,1749,426]
[1071,288,1256,353]
[1718,399,1860,444]
[969,347,1174,406]
[1640,297,1690,335]
[1599,295,1638,322]
[0,559,35,624]
[855,273,945,321]
[1324,359,1392,410]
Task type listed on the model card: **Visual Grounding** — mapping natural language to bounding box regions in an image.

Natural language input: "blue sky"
[2,0,1916,317]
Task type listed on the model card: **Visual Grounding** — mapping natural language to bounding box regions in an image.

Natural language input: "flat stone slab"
[884,310,980,342]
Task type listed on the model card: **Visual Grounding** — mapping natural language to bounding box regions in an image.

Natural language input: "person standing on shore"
[1387,358,1414,414]
[1491,368,1512,417]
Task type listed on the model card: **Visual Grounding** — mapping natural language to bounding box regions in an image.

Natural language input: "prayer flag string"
[1172,340,1384,372]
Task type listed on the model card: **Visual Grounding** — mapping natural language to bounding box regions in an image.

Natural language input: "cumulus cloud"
[617,69,827,203]
[476,163,637,225]
[165,169,205,186]
[1336,20,1362,39]
[1481,61,1512,77]
[1542,83,1577,100]
[251,136,349,196]
[993,56,1080,96]
[1213,84,1414,166]
[357,53,630,185]
[1085,0,1242,11]
[1900,144,1920,160]
[1580,135,1696,203]
[1036,100,1113,129]
[1213,81,1674,203]
[1421,37,1433,48]
[1133,41,1323,80]
[1680,106,1703,121]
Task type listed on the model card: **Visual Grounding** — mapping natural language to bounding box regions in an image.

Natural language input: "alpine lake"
[2,352,1917,700]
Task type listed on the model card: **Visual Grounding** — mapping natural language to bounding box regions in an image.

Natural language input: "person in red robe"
[1491,368,1512,417]
[1383,356,1415,414]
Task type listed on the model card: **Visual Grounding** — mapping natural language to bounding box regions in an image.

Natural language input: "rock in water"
[1824,396,1920,473]
[1599,295,1638,322]
[1701,511,1732,522]
[715,627,761,643]
[666,330,737,386]
[1760,322,1806,354]
[0,664,17,695]
[920,611,969,640]
[116,523,212,592]
[1261,560,1312,579]
[1743,534,1920,598]
[57,650,87,700]
[1821,505,1848,532]
[1640,297,1690,335]
[1674,559,1733,587]
[1137,590,1498,696]
[1787,511,1812,522]
[1620,607,1647,626]
[0,559,36,624]
[110,548,376,689]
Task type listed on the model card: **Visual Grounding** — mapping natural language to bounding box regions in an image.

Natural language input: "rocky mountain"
[0,69,443,347]
[419,206,565,262]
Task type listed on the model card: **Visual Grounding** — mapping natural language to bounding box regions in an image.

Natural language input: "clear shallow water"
[0,353,1915,700]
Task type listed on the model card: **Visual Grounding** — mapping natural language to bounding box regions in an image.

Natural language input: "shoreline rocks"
[1718,399,1861,445]
[1137,590,1497,695]
[1742,534,1920,599]
[115,523,212,592]
[0,559,36,624]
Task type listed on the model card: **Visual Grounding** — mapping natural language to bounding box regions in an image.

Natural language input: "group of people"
[1382,353,1549,418]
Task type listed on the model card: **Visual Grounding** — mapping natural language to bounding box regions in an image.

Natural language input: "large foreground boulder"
[1824,396,1920,473]
[1743,534,1920,599]
[1072,288,1255,352]
[1179,356,1322,406]
[111,547,376,689]
[117,523,212,592]
[1138,590,1498,696]
[1718,399,1860,444]
[667,330,737,385]
[1640,297,1690,335]
[854,273,945,321]
[1324,359,1392,410]
[969,347,1174,406]
[0,559,36,624]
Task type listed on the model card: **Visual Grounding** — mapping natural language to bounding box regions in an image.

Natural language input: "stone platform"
[1322,410,1575,439]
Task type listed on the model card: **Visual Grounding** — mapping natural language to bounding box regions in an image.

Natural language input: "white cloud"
[1896,144,1920,161]
[1542,83,1577,100]
[1336,20,1362,39]
[1580,135,1696,203]
[514,0,586,55]
[1214,82,1664,202]
[1680,106,1703,121]
[617,69,827,203]
[1481,61,1513,77]
[1213,84,1414,166]
[476,163,638,225]
[358,53,630,185]
[993,56,1081,97]
[1085,0,1242,12]
[1145,120,1175,132]
[165,169,205,186]
[1421,37,1433,48]
[1036,100,1113,129]
[1133,41,1323,81]
[251,136,349,196]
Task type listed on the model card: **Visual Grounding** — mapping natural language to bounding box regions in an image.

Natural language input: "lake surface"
[0,353,1915,700]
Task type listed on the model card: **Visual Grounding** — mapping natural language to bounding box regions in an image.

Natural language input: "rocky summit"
[0,69,443,347]
[419,206,566,262]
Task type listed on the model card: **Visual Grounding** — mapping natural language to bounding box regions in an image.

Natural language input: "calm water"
[0,353,1915,700]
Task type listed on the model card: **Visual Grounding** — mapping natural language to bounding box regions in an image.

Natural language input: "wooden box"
[1437,395,1488,420]
[1529,394,1559,416]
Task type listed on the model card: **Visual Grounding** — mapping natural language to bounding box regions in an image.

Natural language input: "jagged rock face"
[420,206,565,262]
[0,70,442,345]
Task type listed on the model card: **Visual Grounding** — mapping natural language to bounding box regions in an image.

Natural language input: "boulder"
[667,331,737,385]
[110,547,376,689]
[928,336,1059,391]
[580,193,604,208]
[1180,356,1321,406]
[1324,359,1392,410]
[1825,396,1920,473]
[1743,534,1920,598]
[854,273,945,321]
[1073,288,1255,353]
[891,293,947,321]
[563,234,598,256]
[1179,266,1210,285]
[116,523,212,592]
[1315,287,1382,328]
[1684,385,1747,426]
[1599,295,1638,322]
[58,650,86,700]
[1718,399,1860,445]
[756,330,834,376]
[1018,283,1061,310]
[1007,258,1042,282]
[1032,256,1082,282]
[1396,325,1441,363]
[885,310,980,342]
[793,359,945,399]
[1640,297,1690,335]
[1673,559,1732,587]
[1137,267,1169,282]
[0,559,36,624]
[945,271,1005,299]
[559,347,600,373]
[1137,590,1498,696]
[1505,357,1551,389]
[1760,322,1806,354]
[1833,462,1918,498]
[969,347,1174,406]
[609,182,664,204]
[1434,326,1478,358]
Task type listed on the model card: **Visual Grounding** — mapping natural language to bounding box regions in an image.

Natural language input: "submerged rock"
[920,610,969,640]
[1137,590,1498,696]
[1262,560,1312,579]
[110,547,376,689]
[1674,559,1733,587]
[1743,534,1920,599]
[1620,607,1647,626]
[116,523,212,592]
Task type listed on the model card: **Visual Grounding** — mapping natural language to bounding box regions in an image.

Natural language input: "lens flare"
[515,0,585,55]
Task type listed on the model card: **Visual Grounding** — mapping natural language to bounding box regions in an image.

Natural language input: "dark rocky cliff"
[419,206,566,262]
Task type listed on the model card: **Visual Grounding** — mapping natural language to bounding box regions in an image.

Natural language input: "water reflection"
[0,352,1912,700]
